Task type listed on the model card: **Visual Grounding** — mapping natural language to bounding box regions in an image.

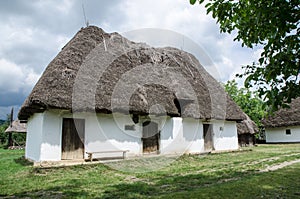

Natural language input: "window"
[286,129,291,135]
[125,125,135,131]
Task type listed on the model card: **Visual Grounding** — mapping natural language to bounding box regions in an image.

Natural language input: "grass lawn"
[0,144,300,198]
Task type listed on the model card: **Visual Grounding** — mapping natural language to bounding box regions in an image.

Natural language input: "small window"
[286,129,291,135]
[125,125,135,131]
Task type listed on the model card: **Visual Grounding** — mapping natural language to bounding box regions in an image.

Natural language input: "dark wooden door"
[203,124,213,151]
[62,118,85,160]
[142,121,159,153]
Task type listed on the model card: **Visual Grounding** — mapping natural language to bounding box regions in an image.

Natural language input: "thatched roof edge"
[262,97,300,128]
[5,120,27,133]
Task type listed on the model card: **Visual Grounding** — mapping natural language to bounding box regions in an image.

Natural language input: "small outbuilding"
[262,97,300,143]
[19,26,246,162]
[237,114,258,146]
[5,120,27,133]
[5,119,27,147]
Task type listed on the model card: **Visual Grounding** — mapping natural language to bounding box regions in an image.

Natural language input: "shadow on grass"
[14,156,33,166]
[102,165,300,199]
[101,171,249,198]
[0,184,90,198]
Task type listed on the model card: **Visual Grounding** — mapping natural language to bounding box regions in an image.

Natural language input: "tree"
[190,0,300,112]
[224,80,266,128]
[0,118,9,147]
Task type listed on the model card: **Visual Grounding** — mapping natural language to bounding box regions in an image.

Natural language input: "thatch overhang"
[5,120,27,133]
[237,114,258,135]
[18,26,245,122]
[262,97,300,128]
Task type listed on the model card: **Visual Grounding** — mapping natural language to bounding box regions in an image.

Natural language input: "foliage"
[0,119,9,147]
[224,80,266,127]
[190,0,300,112]
[0,144,300,198]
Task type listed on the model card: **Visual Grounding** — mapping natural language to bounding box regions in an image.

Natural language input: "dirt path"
[260,159,300,172]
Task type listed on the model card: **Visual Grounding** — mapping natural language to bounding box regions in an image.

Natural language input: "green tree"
[190,0,300,112]
[224,80,266,128]
[0,118,9,147]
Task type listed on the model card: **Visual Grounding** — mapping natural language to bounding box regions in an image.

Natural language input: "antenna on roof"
[82,3,89,27]
[181,35,184,50]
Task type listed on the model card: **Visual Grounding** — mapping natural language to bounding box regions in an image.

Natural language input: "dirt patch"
[260,159,300,172]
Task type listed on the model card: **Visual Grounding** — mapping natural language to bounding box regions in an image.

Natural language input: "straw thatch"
[5,120,27,133]
[18,26,245,121]
[237,114,258,135]
[237,114,258,146]
[262,97,300,128]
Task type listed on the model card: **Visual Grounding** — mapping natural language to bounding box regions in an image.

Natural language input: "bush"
[0,122,9,146]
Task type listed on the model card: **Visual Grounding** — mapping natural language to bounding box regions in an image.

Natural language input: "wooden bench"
[86,150,129,162]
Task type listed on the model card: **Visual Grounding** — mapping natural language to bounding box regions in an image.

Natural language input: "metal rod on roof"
[82,3,89,27]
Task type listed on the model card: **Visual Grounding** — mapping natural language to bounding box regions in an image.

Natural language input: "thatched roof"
[5,120,27,133]
[262,97,300,128]
[18,26,245,121]
[237,114,258,135]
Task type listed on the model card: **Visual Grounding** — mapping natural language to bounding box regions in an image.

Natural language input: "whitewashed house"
[18,26,245,162]
[263,97,300,143]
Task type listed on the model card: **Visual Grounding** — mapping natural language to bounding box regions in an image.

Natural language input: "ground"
[0,144,300,198]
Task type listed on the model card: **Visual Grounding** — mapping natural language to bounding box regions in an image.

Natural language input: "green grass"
[0,144,300,198]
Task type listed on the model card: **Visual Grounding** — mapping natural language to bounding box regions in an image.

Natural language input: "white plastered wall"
[40,111,62,161]
[26,111,143,161]
[25,109,239,162]
[25,113,43,161]
[212,120,239,151]
[85,113,142,158]
[25,110,63,162]
[265,126,300,143]
[160,117,203,154]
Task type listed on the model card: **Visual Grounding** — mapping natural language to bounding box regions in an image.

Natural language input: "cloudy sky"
[0,0,262,120]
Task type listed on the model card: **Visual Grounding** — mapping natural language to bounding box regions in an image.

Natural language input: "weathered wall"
[266,126,300,143]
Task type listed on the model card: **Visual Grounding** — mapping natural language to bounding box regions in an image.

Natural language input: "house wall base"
[265,126,300,143]
[25,110,239,162]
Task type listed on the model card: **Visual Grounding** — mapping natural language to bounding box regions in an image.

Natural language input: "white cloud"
[116,0,260,85]
[0,59,24,93]
[253,48,264,61]
[0,59,40,94]
[0,0,259,118]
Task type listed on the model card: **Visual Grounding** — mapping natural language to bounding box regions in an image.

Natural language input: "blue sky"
[0,0,262,120]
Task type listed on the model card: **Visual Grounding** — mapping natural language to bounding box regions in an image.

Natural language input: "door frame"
[142,121,160,154]
[61,118,85,160]
[203,123,214,152]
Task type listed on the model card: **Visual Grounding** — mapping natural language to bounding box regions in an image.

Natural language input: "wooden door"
[203,124,213,151]
[142,121,159,153]
[62,118,85,160]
